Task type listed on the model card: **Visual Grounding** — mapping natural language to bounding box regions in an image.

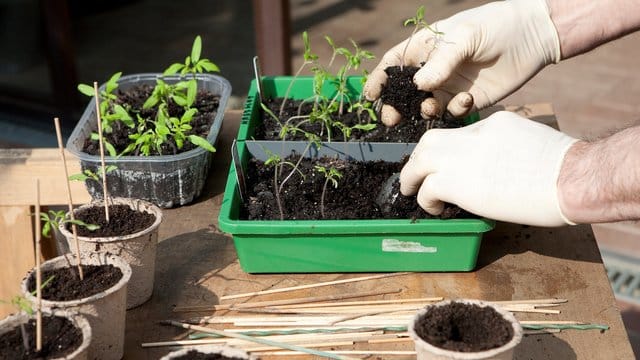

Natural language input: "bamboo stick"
[93,82,109,222]
[242,341,354,351]
[490,298,568,305]
[34,179,42,351]
[270,296,443,309]
[220,272,410,300]
[142,331,383,348]
[161,321,361,360]
[54,118,83,280]
[251,350,416,356]
[175,288,403,313]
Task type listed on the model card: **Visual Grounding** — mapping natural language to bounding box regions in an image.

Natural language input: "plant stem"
[400,27,419,71]
[321,177,329,219]
[19,323,30,352]
[274,164,284,220]
[279,62,309,118]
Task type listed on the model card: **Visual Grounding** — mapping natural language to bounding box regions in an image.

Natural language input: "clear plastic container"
[66,73,231,208]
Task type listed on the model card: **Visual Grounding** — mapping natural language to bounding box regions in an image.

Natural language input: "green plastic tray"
[236,76,480,142]
[217,141,495,273]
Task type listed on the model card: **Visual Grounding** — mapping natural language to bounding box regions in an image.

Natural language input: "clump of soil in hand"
[242,155,476,220]
[82,85,220,156]
[414,302,514,352]
[69,204,156,237]
[172,350,246,360]
[0,315,83,359]
[379,65,466,130]
[27,264,123,301]
[380,65,432,121]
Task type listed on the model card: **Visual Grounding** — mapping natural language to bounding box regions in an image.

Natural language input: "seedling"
[39,210,100,238]
[264,151,302,220]
[314,165,343,218]
[325,36,374,115]
[279,31,318,117]
[261,31,378,144]
[77,35,220,157]
[68,165,117,183]
[164,35,220,77]
[0,276,54,352]
[401,5,443,70]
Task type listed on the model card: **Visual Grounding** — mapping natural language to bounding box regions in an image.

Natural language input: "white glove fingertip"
[363,69,387,101]
[446,92,474,118]
[420,97,443,119]
[381,104,402,126]
[417,176,445,215]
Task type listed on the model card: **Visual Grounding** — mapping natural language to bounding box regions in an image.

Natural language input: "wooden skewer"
[221,272,410,300]
[251,350,416,356]
[93,82,110,222]
[270,296,443,310]
[490,298,568,305]
[175,288,403,313]
[54,118,83,280]
[34,179,42,351]
[162,321,360,360]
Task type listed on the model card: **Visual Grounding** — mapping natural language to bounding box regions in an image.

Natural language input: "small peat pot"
[22,252,131,360]
[159,345,256,360]
[409,299,523,360]
[0,309,91,360]
[59,197,163,309]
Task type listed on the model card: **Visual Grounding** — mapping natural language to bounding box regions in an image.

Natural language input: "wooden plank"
[252,0,292,75]
[0,148,90,206]
[0,206,34,319]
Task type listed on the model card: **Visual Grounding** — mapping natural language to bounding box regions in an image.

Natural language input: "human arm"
[364,0,640,126]
[558,126,640,223]
[399,111,640,226]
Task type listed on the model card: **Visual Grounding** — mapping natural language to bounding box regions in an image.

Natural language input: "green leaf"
[164,63,184,75]
[353,123,377,131]
[143,94,160,109]
[188,135,215,152]
[77,84,95,97]
[199,60,220,73]
[186,79,197,107]
[105,72,122,93]
[191,36,202,64]
[68,173,90,182]
[105,141,117,157]
[417,5,425,21]
[113,105,134,127]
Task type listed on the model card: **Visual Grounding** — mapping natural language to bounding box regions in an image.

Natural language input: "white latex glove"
[364,0,561,126]
[400,111,579,227]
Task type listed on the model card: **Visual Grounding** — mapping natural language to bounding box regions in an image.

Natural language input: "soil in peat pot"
[68,204,156,238]
[242,155,475,220]
[27,264,122,302]
[172,350,246,360]
[255,66,464,144]
[0,315,83,359]
[81,84,221,156]
[414,302,514,352]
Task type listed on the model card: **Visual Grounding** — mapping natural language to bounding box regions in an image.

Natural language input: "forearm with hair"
[548,0,640,59]
[558,126,640,223]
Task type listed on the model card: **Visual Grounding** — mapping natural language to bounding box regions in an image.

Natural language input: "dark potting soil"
[0,315,83,359]
[27,264,123,301]
[255,66,465,143]
[172,350,245,360]
[81,84,221,156]
[242,155,475,220]
[414,302,514,353]
[69,204,156,237]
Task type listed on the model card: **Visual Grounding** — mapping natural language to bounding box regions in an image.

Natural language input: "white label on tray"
[381,239,437,253]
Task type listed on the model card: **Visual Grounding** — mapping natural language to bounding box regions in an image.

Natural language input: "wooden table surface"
[122,110,634,359]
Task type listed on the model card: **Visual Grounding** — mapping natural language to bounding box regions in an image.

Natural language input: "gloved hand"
[363,0,561,126]
[400,111,579,227]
